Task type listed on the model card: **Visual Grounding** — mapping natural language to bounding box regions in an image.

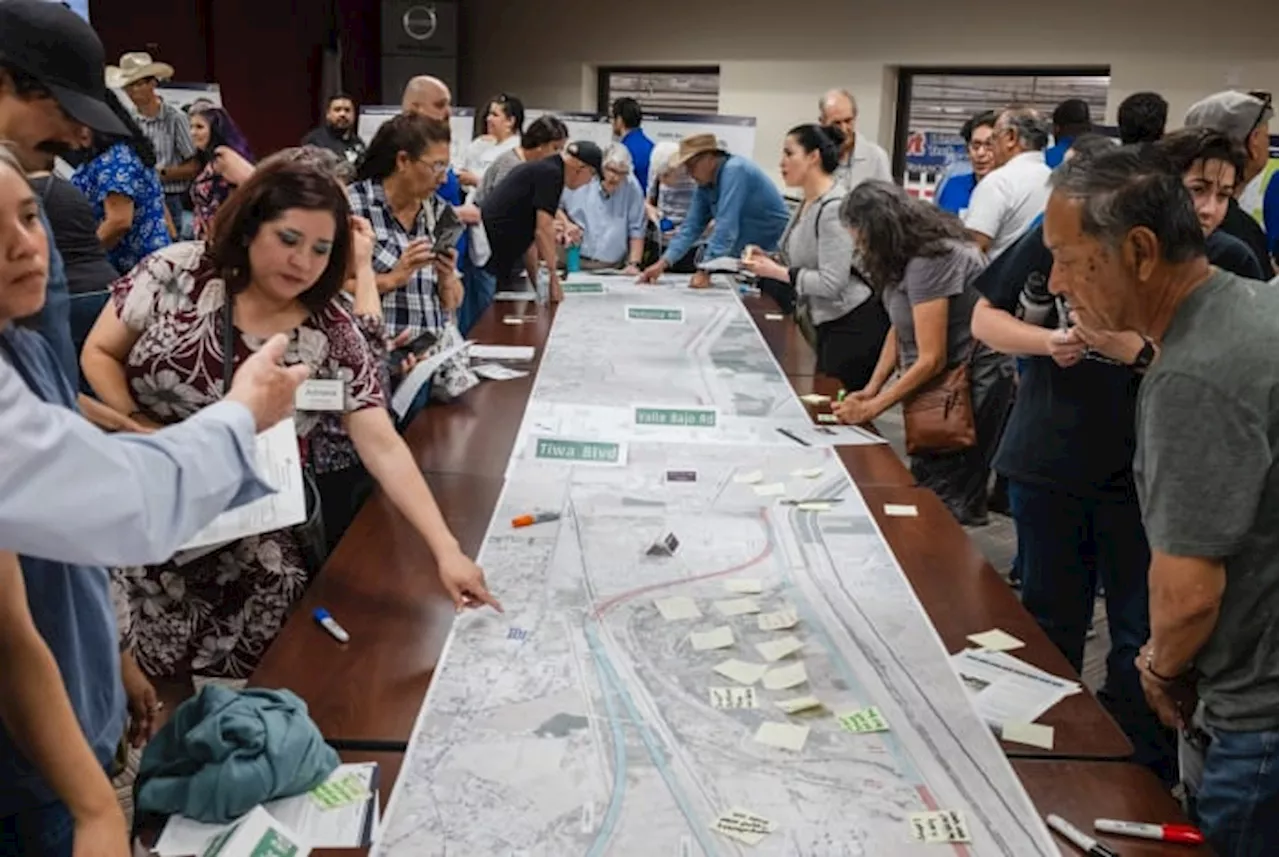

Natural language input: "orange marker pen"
[511,511,561,528]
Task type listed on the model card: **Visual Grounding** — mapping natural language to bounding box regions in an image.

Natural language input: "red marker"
[1094,819,1204,845]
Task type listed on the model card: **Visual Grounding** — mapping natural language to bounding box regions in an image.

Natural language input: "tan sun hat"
[109,51,175,88]
[673,133,724,166]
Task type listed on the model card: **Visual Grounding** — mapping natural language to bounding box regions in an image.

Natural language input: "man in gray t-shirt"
[1044,148,1277,857]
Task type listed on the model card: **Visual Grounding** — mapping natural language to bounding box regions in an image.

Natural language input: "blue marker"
[313,608,350,643]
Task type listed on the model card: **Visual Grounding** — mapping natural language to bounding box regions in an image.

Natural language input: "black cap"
[0,0,127,135]
[565,140,604,176]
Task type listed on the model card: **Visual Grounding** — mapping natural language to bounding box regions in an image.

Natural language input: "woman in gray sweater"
[743,124,888,389]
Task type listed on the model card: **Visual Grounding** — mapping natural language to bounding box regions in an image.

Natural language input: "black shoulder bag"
[222,295,329,573]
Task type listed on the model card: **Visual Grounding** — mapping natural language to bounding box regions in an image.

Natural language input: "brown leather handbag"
[901,341,978,455]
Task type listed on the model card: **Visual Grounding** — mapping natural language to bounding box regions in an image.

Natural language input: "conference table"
[248,285,1202,854]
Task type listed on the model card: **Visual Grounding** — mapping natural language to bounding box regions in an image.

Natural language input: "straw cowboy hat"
[106,51,175,89]
[673,133,724,166]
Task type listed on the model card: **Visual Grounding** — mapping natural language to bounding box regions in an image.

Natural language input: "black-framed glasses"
[1249,92,1273,137]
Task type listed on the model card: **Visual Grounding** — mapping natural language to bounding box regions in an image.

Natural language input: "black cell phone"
[430,219,465,259]
[389,330,439,369]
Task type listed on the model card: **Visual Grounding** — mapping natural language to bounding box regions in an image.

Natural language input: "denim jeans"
[458,264,496,336]
[0,799,75,857]
[1010,479,1177,782]
[1194,726,1279,857]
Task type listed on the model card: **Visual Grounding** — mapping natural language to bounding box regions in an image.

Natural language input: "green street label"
[562,281,605,294]
[534,438,624,464]
[635,407,718,427]
[626,305,684,322]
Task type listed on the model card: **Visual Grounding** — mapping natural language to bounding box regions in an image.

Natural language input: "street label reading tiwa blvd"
[626,306,684,322]
[635,407,718,428]
[534,438,625,465]
[562,281,605,294]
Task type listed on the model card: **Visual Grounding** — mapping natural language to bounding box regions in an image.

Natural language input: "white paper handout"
[697,256,742,273]
[174,419,305,555]
[472,363,529,382]
[467,344,536,361]
[391,338,473,418]
[154,763,379,855]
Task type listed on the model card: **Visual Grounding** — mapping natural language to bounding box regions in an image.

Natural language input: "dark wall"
[89,0,383,156]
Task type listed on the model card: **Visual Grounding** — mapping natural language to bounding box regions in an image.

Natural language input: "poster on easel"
[358,106,476,168]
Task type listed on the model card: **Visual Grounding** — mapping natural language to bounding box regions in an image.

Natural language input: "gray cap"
[1184,91,1272,145]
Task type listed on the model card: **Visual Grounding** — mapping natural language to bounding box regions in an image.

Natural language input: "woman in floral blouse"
[188,106,254,239]
[81,159,500,683]
[71,91,170,274]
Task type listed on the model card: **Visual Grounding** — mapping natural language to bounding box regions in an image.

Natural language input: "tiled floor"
[874,404,1111,692]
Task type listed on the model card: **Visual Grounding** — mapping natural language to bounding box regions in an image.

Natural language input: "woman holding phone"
[346,113,464,346]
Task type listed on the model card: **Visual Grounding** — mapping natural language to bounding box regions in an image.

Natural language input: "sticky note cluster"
[909,810,971,843]
[711,808,776,845]
[310,774,368,810]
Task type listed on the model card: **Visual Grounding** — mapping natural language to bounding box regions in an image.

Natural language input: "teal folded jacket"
[136,686,339,823]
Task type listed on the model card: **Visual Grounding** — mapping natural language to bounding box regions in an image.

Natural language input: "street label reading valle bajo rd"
[534,438,624,464]
[634,407,718,427]
[625,306,684,322]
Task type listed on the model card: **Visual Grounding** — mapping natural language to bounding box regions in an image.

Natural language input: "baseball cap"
[565,140,604,176]
[0,0,127,136]
[1184,90,1273,146]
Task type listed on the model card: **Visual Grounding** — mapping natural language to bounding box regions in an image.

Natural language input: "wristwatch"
[1131,336,1156,371]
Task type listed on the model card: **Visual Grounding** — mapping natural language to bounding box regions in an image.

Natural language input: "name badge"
[295,379,345,411]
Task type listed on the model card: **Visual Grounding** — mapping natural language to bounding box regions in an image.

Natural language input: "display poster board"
[358,106,475,168]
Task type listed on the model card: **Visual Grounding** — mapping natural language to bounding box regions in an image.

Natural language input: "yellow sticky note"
[758,609,800,632]
[966,629,1026,652]
[764,313,785,321]
[690,626,735,651]
[798,394,830,406]
[816,413,838,424]
[1001,721,1055,749]
[909,810,971,843]
[654,596,702,622]
[754,721,810,752]
[883,503,918,517]
[711,808,775,845]
[502,316,524,325]
[775,695,824,714]
[724,579,765,595]
[715,598,762,617]
[713,659,768,686]
[755,635,805,663]
[708,686,758,709]
[762,661,808,691]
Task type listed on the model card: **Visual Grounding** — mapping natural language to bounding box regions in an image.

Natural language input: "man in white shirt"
[964,105,1052,259]
[819,89,892,191]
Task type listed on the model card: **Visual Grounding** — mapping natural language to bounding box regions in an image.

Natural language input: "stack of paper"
[950,648,1080,726]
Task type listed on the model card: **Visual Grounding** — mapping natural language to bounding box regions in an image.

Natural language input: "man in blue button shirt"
[611,97,655,194]
[639,133,789,289]
[935,110,996,216]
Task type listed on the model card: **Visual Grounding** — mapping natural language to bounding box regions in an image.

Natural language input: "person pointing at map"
[638,133,789,289]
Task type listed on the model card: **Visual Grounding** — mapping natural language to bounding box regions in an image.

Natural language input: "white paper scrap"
[733,470,764,485]
[966,629,1026,652]
[1001,721,1055,749]
[758,609,800,632]
[775,695,824,714]
[710,807,775,846]
[909,810,971,843]
[472,363,529,381]
[654,596,702,622]
[882,503,919,517]
[708,686,758,709]
[724,579,764,595]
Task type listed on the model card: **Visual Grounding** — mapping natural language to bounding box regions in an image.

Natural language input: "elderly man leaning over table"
[558,143,647,275]
[639,133,789,289]
[1042,148,1277,857]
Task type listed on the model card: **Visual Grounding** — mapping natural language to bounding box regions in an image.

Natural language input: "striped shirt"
[346,179,448,341]
[134,101,196,194]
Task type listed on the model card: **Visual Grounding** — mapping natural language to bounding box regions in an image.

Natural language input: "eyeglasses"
[419,157,451,174]
[1249,92,1273,138]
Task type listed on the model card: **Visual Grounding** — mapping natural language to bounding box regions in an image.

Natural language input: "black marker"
[776,427,810,447]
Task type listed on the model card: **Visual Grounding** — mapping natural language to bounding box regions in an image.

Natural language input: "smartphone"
[430,218,465,260]
[389,330,439,369]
